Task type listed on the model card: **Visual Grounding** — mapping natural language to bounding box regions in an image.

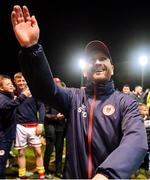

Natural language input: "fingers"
[11,11,18,27]
[11,5,31,27]
[16,5,25,23]
[11,6,19,27]
[11,6,23,28]
[31,15,38,27]
[22,6,31,22]
[13,5,25,23]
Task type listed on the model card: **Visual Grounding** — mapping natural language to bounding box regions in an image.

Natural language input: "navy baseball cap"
[85,40,112,63]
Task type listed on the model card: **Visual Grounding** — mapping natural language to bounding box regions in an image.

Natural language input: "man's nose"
[95,59,101,64]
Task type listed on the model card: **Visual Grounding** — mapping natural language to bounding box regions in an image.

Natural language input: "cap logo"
[103,104,115,116]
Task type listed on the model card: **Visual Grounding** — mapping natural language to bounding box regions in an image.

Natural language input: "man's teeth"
[96,69,104,72]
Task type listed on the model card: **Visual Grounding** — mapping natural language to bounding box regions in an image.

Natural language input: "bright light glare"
[79,59,86,70]
[139,55,148,66]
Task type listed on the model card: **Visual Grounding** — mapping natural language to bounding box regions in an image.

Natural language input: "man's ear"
[111,65,114,75]
[83,63,92,80]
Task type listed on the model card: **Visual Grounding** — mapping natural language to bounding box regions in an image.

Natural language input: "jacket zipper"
[88,85,96,179]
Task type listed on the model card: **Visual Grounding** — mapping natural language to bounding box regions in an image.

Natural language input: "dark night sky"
[1,0,150,90]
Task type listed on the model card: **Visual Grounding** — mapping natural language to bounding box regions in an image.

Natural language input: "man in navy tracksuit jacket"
[11,5,148,179]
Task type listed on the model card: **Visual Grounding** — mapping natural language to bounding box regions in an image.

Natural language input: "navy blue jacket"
[18,44,148,179]
[15,96,45,124]
[0,92,27,139]
[44,105,66,132]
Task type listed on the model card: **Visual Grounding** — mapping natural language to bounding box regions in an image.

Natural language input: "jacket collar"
[85,79,115,98]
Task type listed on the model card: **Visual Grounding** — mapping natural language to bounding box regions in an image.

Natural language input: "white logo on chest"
[78,105,87,118]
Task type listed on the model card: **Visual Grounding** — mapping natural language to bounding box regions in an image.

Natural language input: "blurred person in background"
[44,77,66,178]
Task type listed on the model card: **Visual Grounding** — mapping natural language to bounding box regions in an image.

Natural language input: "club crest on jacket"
[103,104,115,116]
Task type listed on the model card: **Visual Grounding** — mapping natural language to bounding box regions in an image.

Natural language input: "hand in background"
[57,113,64,120]
[22,87,31,97]
[36,124,43,135]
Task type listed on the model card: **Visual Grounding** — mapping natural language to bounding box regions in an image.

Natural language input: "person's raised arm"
[11,5,39,48]
[11,5,70,115]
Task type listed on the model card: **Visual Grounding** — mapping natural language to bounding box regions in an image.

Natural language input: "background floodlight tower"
[79,59,86,87]
[139,55,148,88]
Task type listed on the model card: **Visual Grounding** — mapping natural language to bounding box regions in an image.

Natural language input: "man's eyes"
[89,57,107,62]
[99,57,107,61]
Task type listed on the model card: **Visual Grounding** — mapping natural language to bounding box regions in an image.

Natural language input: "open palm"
[11,5,40,47]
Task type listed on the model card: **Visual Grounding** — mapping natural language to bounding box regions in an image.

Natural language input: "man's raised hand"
[11,5,40,47]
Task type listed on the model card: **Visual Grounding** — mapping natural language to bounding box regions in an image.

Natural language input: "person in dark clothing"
[44,107,66,178]
[0,74,30,179]
[131,85,145,103]
[121,84,131,95]
[13,72,45,179]
[11,5,148,179]
[44,78,66,178]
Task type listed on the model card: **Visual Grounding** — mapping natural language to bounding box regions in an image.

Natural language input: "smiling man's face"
[86,51,114,82]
